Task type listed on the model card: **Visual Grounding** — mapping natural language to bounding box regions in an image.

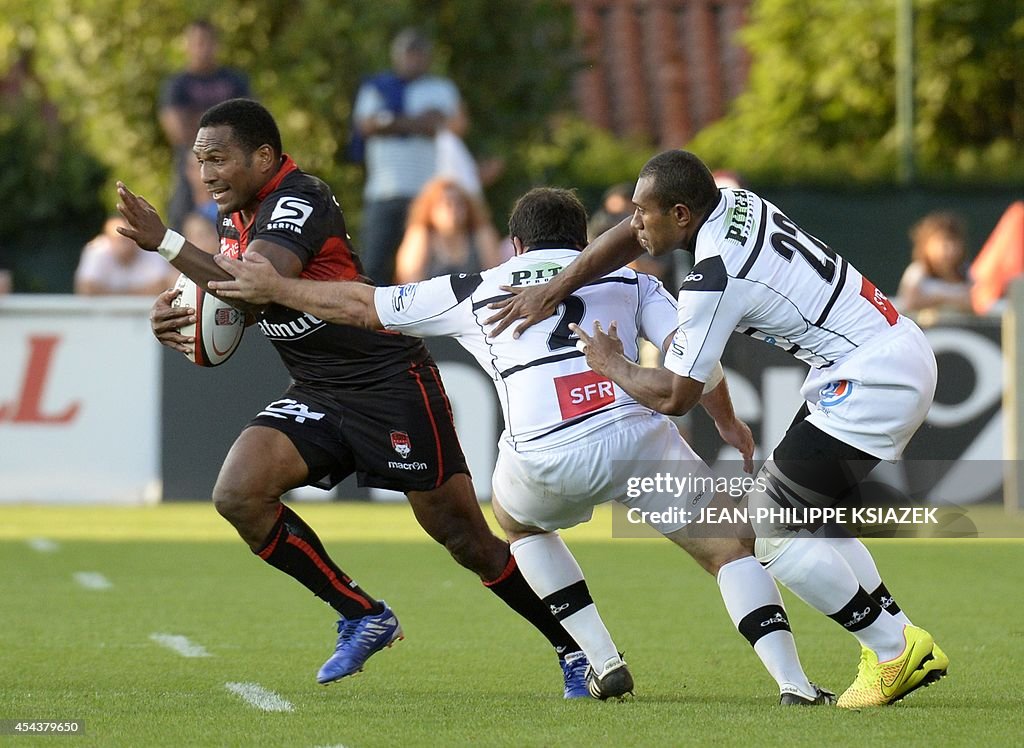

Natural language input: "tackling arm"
[210,252,382,330]
[486,217,645,338]
[570,321,703,416]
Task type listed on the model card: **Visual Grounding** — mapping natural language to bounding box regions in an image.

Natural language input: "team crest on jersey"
[390,430,412,458]
[267,197,313,233]
[391,283,417,313]
[819,380,853,407]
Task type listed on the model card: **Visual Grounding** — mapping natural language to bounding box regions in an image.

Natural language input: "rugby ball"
[170,273,245,367]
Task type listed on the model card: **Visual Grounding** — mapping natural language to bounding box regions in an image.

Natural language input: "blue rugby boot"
[561,651,592,699]
[317,602,403,684]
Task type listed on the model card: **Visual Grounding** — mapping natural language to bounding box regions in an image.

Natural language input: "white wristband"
[701,361,724,395]
[157,229,185,261]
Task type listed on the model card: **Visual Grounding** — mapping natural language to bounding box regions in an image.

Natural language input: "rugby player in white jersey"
[211,187,834,705]
[487,151,949,708]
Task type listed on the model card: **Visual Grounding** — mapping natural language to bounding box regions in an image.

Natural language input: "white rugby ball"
[171,273,245,367]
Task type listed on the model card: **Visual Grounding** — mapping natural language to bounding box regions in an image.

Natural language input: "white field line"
[149,633,212,658]
[27,538,60,552]
[73,572,112,590]
[224,682,295,712]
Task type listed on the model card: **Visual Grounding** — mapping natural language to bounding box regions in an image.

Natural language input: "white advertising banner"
[0,296,161,503]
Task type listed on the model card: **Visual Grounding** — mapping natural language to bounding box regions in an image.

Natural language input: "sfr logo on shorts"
[553,370,615,420]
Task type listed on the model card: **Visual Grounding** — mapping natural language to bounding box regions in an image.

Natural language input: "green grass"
[1,503,1022,747]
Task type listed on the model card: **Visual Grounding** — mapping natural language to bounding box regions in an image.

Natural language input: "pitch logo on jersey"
[725,189,753,244]
[819,380,853,407]
[267,197,314,233]
[390,430,412,458]
[391,283,418,313]
[509,262,562,287]
[553,370,615,419]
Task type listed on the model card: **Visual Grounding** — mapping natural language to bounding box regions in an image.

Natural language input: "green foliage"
[0,95,107,241]
[0,0,579,242]
[494,115,653,217]
[690,0,1024,185]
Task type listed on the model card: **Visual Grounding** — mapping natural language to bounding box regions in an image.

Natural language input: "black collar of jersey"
[523,242,583,253]
[684,192,724,255]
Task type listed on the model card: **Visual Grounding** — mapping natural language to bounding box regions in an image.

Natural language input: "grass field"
[2,503,1022,747]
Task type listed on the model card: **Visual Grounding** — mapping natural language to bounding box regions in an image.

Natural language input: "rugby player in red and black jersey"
[116,98,588,694]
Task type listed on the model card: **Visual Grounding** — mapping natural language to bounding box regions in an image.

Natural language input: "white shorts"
[492,412,713,534]
[801,317,937,461]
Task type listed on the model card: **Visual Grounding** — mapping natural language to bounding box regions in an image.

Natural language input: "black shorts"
[247,361,469,493]
[773,404,879,500]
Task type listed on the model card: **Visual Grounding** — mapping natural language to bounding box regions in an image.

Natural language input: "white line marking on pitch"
[224,682,295,712]
[73,572,112,590]
[28,538,60,552]
[149,633,212,658]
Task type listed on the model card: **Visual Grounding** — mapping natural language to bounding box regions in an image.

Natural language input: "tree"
[0,0,580,237]
[689,0,1024,184]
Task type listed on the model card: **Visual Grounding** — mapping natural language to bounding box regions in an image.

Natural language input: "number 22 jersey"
[663,188,902,383]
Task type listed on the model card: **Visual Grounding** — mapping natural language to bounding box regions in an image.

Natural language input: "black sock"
[256,504,382,619]
[827,587,883,632]
[737,605,792,647]
[483,551,582,658]
[869,582,904,616]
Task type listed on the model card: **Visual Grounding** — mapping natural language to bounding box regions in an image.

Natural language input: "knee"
[212,478,258,528]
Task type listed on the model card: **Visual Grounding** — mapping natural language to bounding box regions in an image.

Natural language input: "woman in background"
[897,211,973,314]
[393,177,501,283]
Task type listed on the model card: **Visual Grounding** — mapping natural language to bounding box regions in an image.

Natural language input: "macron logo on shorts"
[553,370,616,420]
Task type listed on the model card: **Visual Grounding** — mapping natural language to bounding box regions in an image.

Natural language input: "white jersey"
[663,188,901,382]
[374,248,679,449]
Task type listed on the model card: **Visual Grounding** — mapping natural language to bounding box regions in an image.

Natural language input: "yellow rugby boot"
[836,625,946,708]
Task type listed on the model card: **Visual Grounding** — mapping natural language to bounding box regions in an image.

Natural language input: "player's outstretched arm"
[570,321,703,417]
[485,217,643,339]
[210,252,382,330]
[116,181,262,315]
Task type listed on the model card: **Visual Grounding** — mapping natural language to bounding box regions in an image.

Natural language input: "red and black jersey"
[218,155,430,388]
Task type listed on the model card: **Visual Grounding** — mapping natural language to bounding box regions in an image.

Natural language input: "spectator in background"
[353,28,466,284]
[183,210,220,254]
[0,262,11,295]
[74,217,176,295]
[897,211,973,314]
[180,155,220,254]
[394,177,501,283]
[158,19,251,231]
[586,183,634,242]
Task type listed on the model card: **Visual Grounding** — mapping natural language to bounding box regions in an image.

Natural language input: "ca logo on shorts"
[390,430,412,458]
[819,380,853,407]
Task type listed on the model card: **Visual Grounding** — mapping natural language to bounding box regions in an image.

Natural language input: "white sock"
[509,533,619,671]
[766,538,907,661]
[830,536,913,625]
[717,556,814,696]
